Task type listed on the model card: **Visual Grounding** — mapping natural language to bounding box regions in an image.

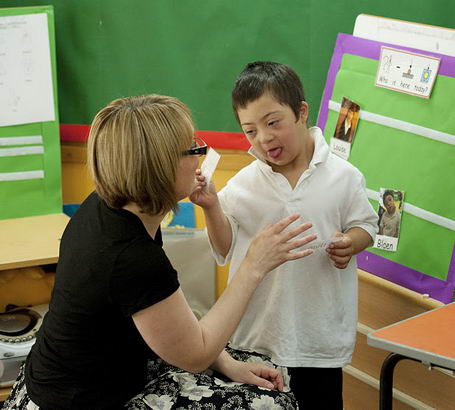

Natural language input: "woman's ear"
[299,101,309,123]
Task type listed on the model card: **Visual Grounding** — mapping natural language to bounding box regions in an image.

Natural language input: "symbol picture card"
[375,46,440,98]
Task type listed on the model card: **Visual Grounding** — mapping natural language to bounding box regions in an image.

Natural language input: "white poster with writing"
[0,13,55,126]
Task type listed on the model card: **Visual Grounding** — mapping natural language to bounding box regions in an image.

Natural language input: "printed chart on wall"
[318,20,455,303]
[0,6,61,220]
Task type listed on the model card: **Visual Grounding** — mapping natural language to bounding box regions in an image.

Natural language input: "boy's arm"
[327,174,378,269]
[204,198,232,258]
[326,227,372,269]
[346,226,374,252]
[189,169,233,258]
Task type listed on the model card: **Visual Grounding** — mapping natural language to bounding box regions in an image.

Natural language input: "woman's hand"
[224,360,284,391]
[243,214,316,279]
[189,169,218,210]
[211,351,284,391]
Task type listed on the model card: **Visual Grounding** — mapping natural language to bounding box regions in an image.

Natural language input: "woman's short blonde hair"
[87,94,194,215]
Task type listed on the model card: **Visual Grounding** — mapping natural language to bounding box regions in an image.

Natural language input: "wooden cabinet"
[0,214,69,402]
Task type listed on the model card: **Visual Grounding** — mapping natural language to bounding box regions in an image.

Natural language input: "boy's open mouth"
[267,147,282,159]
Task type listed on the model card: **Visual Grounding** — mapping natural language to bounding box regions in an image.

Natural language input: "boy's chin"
[267,158,291,169]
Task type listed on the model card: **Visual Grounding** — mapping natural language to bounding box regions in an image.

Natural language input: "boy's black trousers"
[289,367,343,409]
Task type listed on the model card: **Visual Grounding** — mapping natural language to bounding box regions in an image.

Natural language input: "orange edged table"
[368,302,455,410]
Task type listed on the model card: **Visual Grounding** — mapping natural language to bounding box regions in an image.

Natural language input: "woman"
[3,95,315,409]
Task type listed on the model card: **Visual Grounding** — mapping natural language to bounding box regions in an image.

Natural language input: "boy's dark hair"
[382,190,395,205]
[232,61,305,123]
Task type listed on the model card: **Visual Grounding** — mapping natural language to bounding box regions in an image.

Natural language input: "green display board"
[0,6,61,220]
[326,54,454,280]
[318,33,455,302]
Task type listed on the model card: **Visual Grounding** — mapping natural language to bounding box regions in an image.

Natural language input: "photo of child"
[333,97,360,144]
[377,188,404,238]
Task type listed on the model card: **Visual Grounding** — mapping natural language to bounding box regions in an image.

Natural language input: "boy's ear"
[299,101,309,123]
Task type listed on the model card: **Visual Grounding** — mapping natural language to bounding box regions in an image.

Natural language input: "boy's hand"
[189,169,218,209]
[326,232,354,269]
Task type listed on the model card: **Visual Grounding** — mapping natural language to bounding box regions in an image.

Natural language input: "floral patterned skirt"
[3,348,298,409]
[126,347,297,409]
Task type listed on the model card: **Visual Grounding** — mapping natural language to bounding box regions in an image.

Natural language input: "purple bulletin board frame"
[317,33,455,304]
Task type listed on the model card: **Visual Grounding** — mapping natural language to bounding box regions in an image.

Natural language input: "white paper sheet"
[0,13,55,126]
[200,148,220,191]
[303,237,343,251]
[354,14,455,57]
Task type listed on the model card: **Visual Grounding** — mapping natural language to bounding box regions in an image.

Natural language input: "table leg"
[379,353,419,410]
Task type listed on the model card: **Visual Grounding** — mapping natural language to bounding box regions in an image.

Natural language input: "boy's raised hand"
[326,232,354,269]
[189,169,218,209]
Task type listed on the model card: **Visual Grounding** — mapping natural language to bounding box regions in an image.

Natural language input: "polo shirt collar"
[309,126,330,167]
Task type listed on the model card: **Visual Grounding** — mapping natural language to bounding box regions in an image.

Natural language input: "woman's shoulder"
[116,234,170,268]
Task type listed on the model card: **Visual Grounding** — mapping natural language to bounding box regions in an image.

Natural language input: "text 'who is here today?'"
[375,46,441,98]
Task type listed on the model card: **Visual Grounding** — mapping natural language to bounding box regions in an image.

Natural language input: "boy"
[379,190,401,238]
[191,61,378,409]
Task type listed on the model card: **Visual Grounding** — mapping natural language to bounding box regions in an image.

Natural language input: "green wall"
[1,0,454,131]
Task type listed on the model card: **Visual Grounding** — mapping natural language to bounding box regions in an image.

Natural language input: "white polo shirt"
[211,127,378,368]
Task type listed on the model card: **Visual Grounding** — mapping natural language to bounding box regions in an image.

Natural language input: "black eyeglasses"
[183,138,207,156]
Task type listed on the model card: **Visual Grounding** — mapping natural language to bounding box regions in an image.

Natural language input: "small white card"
[200,147,220,191]
[330,138,351,160]
[304,237,343,251]
[374,235,398,252]
[375,46,440,98]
